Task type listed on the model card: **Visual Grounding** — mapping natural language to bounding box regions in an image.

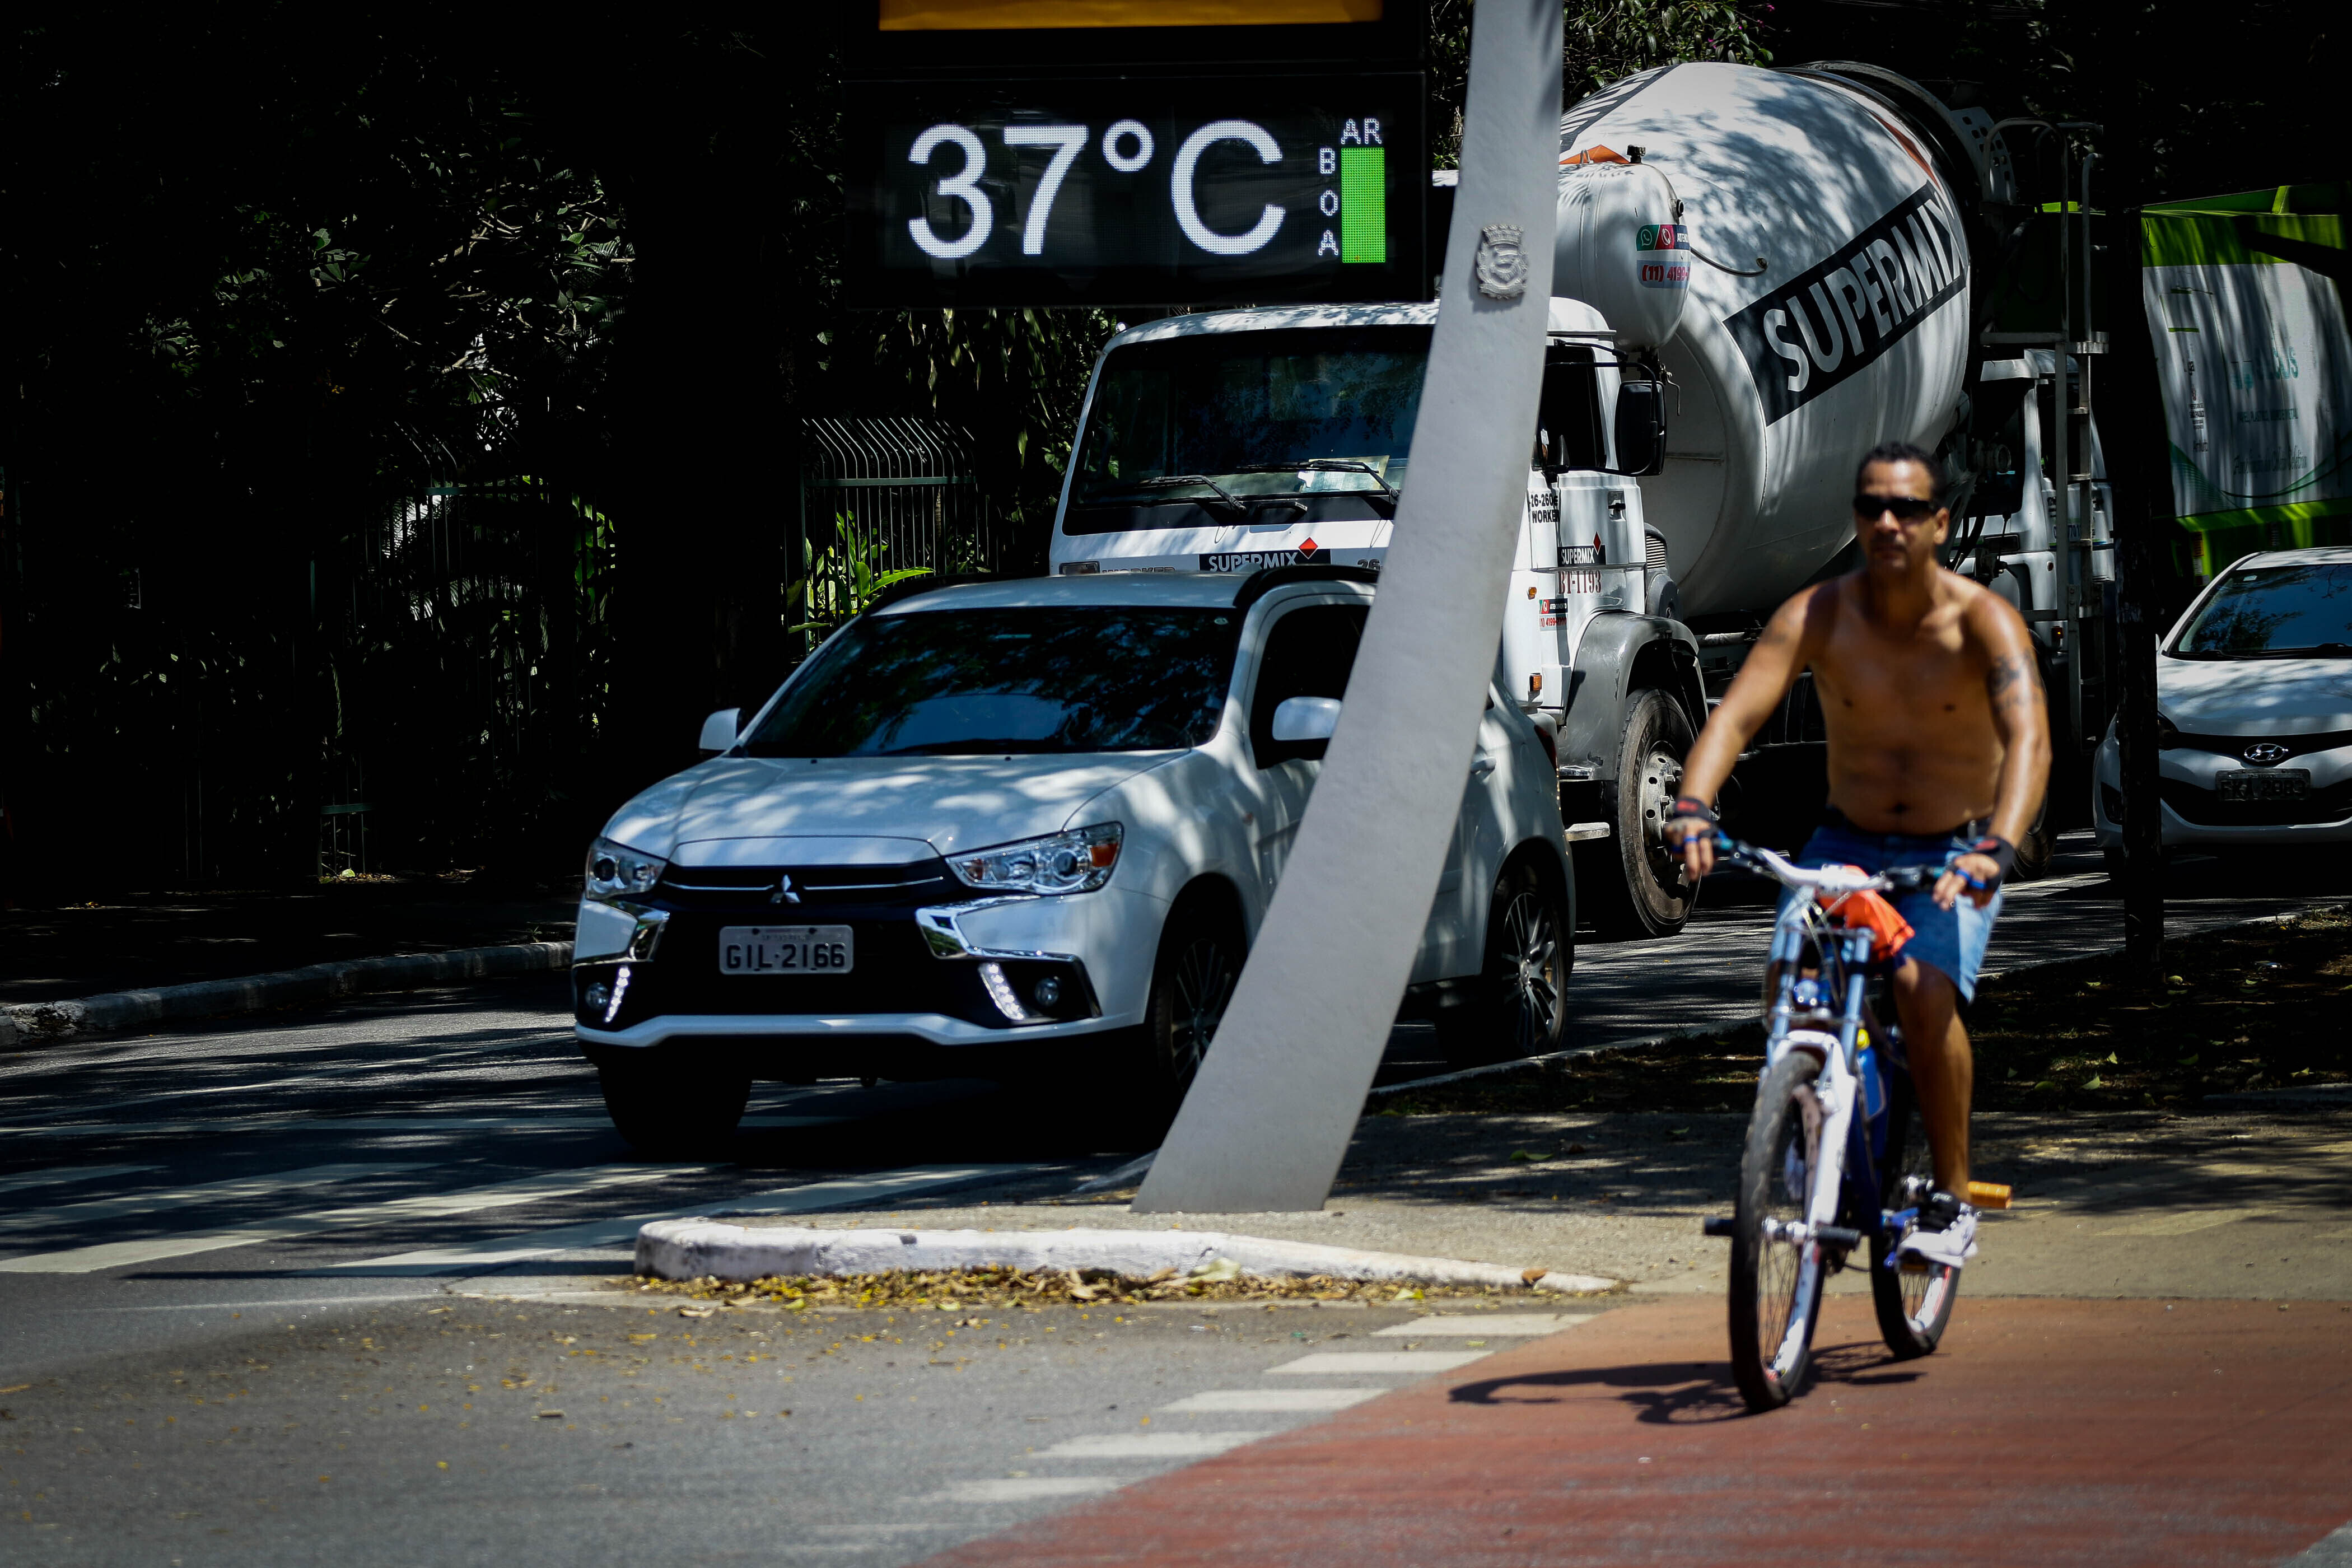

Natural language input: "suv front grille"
[654,860,955,911]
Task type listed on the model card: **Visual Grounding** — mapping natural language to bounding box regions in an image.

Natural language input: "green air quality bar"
[1340,146,1385,263]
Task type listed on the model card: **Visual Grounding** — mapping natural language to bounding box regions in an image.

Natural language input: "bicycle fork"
[1771,930,1872,1253]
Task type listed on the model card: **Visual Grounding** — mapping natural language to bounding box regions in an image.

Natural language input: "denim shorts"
[1771,815,2004,1001]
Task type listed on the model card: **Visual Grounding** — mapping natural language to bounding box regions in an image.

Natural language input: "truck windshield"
[741,606,1242,757]
[2170,562,2352,659]
[1071,326,1431,516]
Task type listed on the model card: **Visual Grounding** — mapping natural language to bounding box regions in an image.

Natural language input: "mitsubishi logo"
[772,873,801,905]
[2243,742,2291,766]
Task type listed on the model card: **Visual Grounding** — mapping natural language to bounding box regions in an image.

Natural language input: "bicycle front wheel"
[1870,1073,1960,1359]
[1728,1050,1829,1412]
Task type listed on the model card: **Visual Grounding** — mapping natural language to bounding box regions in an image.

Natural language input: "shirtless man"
[1667,441,2050,1268]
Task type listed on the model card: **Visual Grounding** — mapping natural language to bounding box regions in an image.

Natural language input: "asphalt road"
[0,834,2341,1565]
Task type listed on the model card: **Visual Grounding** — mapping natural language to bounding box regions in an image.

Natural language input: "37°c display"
[844,76,1425,307]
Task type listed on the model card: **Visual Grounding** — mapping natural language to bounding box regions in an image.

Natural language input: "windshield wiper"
[2212,642,2352,659]
[1225,460,1399,503]
[1119,474,1244,515]
[876,739,1066,756]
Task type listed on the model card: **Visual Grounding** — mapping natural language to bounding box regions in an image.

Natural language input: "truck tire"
[2011,793,2054,881]
[597,1054,751,1158]
[1582,687,1698,939]
[1435,857,1572,1067]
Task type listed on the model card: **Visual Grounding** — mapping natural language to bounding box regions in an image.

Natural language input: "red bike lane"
[922,1296,2352,1567]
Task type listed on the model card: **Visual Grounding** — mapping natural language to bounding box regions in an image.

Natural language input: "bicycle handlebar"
[1704,832,1950,895]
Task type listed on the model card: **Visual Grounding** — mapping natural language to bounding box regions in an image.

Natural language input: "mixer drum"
[1557,63,1974,619]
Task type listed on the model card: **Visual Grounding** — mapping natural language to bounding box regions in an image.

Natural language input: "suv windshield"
[2171,562,2352,659]
[741,606,1242,757]
[1071,326,1431,515]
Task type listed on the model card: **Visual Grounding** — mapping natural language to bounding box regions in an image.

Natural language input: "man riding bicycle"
[1668,442,2050,1270]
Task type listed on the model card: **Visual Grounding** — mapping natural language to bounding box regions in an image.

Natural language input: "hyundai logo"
[2243,742,2291,766]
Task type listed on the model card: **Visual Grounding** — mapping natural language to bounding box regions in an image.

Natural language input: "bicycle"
[1695,833,2010,1413]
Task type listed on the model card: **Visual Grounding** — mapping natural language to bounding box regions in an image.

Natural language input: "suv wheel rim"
[1168,936,1236,1078]
[1501,889,1561,1051]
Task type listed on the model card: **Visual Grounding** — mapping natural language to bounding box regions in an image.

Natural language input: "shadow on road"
[1445,1334,1928,1425]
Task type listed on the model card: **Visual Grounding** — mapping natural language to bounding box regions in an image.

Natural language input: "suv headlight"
[949,823,1122,896]
[584,837,668,903]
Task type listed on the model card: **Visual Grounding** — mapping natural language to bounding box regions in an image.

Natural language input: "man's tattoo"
[1985,652,2038,708]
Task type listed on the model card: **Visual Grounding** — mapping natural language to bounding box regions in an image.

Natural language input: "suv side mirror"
[1270,696,1342,757]
[1611,379,1666,476]
[698,708,741,755]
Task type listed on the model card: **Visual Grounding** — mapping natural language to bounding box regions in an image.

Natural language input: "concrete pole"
[1134,0,1563,1214]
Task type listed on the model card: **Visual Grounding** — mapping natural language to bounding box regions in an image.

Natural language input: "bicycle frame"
[1761,886,1920,1264]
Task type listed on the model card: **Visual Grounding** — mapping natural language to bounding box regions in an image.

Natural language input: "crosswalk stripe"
[1371,1314,1589,1337]
[1038,1431,1262,1459]
[1158,1388,1387,1413]
[0,1163,429,1236]
[1265,1350,1493,1374]
[327,1163,1043,1275]
[48,1036,568,1117]
[0,1164,708,1275]
[0,1164,160,1197]
[0,1114,846,1139]
[933,1478,1128,1504]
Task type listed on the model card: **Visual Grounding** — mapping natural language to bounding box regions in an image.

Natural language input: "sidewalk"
[703,1099,2352,1299]
[0,876,577,1005]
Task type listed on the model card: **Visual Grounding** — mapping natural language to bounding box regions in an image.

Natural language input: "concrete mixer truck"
[1049,60,2111,937]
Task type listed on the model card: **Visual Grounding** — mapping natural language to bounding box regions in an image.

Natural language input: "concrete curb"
[633,1219,1618,1294]
[0,940,575,1045]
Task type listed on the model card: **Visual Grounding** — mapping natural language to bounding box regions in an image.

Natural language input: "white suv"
[572,567,1575,1152]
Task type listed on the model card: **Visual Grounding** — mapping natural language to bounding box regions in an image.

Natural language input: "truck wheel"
[597,1054,751,1158]
[2011,794,2055,881]
[1436,858,1572,1067]
[1583,688,1697,939]
[1116,899,1244,1135]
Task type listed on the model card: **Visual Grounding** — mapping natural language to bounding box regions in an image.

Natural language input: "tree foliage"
[1562,0,1773,102]
[1428,0,1774,163]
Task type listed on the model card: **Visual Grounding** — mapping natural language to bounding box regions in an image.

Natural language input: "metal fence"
[795,418,1008,645]
[315,476,618,874]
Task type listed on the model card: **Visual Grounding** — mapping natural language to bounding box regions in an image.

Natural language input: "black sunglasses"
[1853,492,1939,521]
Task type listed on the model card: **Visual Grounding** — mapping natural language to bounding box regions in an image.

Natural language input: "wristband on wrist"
[1966,835,2018,886]
[1670,796,1718,825]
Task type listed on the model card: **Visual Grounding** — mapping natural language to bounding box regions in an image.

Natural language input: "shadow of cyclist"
[1446,1337,1925,1424]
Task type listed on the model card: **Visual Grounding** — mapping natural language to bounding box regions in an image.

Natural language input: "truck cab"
[1049,297,1705,937]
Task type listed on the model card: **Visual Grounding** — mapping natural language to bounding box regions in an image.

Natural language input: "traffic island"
[633,1219,1616,1296]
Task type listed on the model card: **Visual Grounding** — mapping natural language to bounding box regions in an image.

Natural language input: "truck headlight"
[948,823,1122,896]
[584,837,667,903]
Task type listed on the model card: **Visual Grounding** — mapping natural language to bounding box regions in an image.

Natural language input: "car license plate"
[718,925,853,975]
[2216,768,2309,801]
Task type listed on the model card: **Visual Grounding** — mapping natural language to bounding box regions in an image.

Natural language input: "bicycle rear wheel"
[1728,1050,1829,1412]
[1870,1072,1960,1359]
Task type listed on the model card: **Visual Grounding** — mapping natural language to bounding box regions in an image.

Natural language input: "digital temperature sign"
[843,78,1425,306]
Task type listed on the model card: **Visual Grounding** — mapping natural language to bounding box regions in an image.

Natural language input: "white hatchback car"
[572,566,1576,1152]
[2092,545,2352,862]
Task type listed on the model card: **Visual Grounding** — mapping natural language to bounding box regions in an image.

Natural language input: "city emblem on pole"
[1474,222,1529,300]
